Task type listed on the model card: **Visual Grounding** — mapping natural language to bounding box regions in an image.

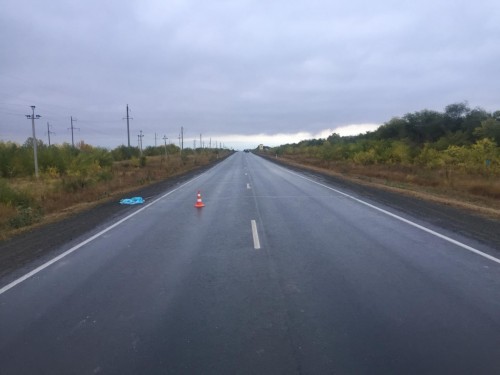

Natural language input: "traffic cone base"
[194,191,205,208]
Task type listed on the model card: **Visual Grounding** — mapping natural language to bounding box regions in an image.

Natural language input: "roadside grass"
[0,151,227,240]
[271,154,500,217]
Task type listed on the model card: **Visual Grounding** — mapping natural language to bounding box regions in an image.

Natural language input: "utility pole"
[47,122,55,146]
[163,135,168,157]
[154,133,158,147]
[181,126,184,152]
[123,104,133,147]
[209,138,212,149]
[68,116,79,148]
[25,106,41,178]
[200,134,202,149]
[193,139,196,149]
[138,130,144,155]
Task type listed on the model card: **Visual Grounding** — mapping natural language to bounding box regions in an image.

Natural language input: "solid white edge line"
[251,220,261,249]
[0,174,206,296]
[281,167,500,265]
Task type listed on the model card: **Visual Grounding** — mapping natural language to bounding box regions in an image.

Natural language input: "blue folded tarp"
[120,197,145,205]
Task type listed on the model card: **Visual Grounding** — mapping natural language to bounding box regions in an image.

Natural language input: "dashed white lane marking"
[251,220,261,249]
[281,168,500,266]
[0,174,206,296]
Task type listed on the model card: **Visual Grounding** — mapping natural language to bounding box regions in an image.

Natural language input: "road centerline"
[251,220,261,249]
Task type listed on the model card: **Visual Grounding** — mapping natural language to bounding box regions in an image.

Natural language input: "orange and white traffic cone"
[194,191,205,208]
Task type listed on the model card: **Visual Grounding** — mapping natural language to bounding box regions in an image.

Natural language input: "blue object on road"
[120,197,145,205]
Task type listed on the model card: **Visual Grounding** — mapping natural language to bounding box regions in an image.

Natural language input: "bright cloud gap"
[218,123,380,150]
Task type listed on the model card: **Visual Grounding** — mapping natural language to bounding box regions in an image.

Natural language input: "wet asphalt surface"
[1,152,499,374]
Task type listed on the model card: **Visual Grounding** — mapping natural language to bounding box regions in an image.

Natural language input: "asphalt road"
[1,152,500,374]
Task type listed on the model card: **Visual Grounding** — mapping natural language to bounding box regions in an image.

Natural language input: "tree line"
[270,102,500,174]
[0,140,218,179]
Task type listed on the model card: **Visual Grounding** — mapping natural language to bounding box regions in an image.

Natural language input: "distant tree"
[443,101,471,133]
[474,118,500,144]
[445,101,470,120]
[326,133,342,144]
[23,137,45,149]
[463,107,490,139]
[375,117,407,140]
[407,110,445,142]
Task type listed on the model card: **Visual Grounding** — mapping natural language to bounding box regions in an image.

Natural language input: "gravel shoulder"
[1,152,499,285]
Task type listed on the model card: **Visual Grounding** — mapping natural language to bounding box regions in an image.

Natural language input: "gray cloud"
[1,0,499,149]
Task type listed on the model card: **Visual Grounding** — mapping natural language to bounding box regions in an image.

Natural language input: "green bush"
[9,206,42,229]
[0,179,34,207]
[0,179,42,229]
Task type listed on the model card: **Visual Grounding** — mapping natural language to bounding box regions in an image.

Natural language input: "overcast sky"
[1,0,499,150]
